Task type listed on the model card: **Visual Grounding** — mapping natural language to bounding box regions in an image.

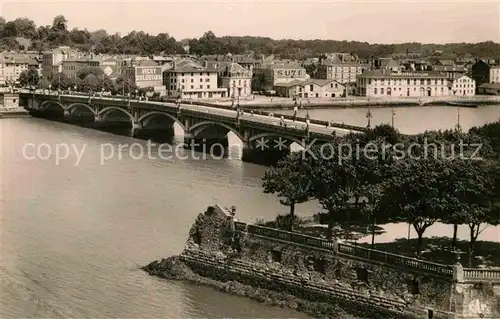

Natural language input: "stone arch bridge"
[21,93,366,164]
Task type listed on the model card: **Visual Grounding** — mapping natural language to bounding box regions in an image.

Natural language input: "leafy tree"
[18,68,39,88]
[77,66,104,80]
[262,152,313,231]
[382,156,455,258]
[308,139,356,239]
[50,72,73,90]
[450,160,500,266]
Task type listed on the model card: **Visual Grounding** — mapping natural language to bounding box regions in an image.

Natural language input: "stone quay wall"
[143,205,500,319]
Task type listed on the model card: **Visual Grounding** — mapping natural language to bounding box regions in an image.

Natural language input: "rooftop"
[358,70,449,78]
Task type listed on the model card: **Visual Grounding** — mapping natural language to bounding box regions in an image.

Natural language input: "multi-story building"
[164,60,227,99]
[471,60,492,87]
[205,61,252,98]
[124,60,164,94]
[0,54,39,86]
[489,66,500,83]
[42,46,76,79]
[274,79,345,98]
[100,57,124,80]
[253,63,309,87]
[316,55,369,84]
[61,58,100,79]
[356,70,453,97]
[450,75,475,96]
[431,65,468,80]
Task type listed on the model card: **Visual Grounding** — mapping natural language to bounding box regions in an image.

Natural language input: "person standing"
[293,105,298,122]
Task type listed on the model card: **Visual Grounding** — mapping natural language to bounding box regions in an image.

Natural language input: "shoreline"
[142,256,371,319]
[0,108,30,118]
[200,96,500,110]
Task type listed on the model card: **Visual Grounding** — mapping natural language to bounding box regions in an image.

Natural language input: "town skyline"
[1,0,499,44]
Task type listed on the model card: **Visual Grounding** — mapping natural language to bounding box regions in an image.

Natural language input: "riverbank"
[196,95,500,110]
[0,107,29,118]
[143,255,367,319]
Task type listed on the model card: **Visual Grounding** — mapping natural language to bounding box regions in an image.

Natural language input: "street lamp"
[366,105,372,128]
[391,107,396,128]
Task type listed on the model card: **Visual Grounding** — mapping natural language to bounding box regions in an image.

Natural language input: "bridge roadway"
[59,94,357,137]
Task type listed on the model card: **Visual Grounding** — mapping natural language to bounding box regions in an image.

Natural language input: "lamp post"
[366,105,372,128]
[391,107,396,128]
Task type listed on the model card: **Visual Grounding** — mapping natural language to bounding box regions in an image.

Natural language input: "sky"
[0,0,499,43]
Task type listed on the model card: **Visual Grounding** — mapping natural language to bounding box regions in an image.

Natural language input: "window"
[239,80,241,85]
[190,85,194,89]
[380,88,384,95]
[207,85,210,89]
[420,79,425,85]
[270,250,282,263]
[200,85,203,89]
[330,83,333,88]
[181,79,184,83]
[356,267,369,283]
[200,78,203,82]
[335,83,338,88]
[205,78,209,82]
[191,78,194,83]
[191,73,193,76]
[310,84,314,92]
[374,88,378,95]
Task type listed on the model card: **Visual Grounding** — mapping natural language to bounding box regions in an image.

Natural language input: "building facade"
[470,60,491,87]
[356,70,453,97]
[220,62,252,98]
[164,62,227,99]
[316,55,369,84]
[42,47,76,79]
[0,54,38,85]
[450,75,475,96]
[254,63,309,86]
[274,79,345,98]
[124,60,164,94]
[62,58,100,79]
[489,66,500,83]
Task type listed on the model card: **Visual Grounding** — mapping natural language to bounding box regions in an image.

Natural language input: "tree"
[449,160,500,266]
[18,68,39,88]
[50,72,73,90]
[308,138,357,239]
[76,66,104,80]
[262,152,313,231]
[382,156,454,258]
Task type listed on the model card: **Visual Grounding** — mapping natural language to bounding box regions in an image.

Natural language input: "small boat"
[447,102,478,108]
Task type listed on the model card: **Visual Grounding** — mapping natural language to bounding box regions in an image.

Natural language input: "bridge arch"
[249,132,306,149]
[97,107,134,122]
[67,103,96,115]
[189,121,244,142]
[40,100,65,111]
[137,111,186,131]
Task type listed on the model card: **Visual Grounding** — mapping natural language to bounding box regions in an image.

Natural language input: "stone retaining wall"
[144,205,500,319]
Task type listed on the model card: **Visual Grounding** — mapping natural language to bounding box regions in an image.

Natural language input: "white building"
[450,75,475,96]
[490,66,500,83]
[357,70,454,97]
[164,60,227,99]
[274,79,345,98]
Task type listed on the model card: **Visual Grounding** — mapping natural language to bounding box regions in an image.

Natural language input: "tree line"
[1,16,499,59]
[262,123,500,266]
[19,67,142,95]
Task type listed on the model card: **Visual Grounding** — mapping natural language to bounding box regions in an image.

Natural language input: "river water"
[2,105,500,318]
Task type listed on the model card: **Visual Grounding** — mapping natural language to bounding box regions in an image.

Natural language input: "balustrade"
[237,222,454,277]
